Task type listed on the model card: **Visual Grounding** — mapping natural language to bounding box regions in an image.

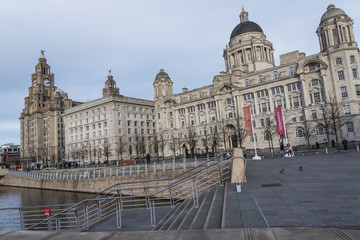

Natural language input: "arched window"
[258,75,264,83]
[245,79,250,87]
[189,94,192,101]
[316,125,325,136]
[209,89,213,96]
[296,127,305,138]
[179,97,183,103]
[199,92,203,98]
[288,67,295,76]
[273,71,279,80]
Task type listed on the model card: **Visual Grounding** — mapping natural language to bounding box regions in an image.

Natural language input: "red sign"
[44,208,51,217]
[274,107,285,135]
[242,106,253,136]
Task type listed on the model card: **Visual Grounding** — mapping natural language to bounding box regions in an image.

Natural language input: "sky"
[1,0,360,145]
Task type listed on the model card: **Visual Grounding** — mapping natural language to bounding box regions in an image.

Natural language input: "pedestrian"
[242,147,247,159]
[286,143,293,157]
[146,153,151,164]
[316,142,320,149]
[342,138,349,152]
[280,142,285,158]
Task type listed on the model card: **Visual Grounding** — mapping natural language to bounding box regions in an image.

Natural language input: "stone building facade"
[20,54,78,166]
[154,5,360,157]
[63,74,156,163]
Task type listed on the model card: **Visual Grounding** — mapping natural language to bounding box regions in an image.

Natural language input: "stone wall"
[3,169,188,194]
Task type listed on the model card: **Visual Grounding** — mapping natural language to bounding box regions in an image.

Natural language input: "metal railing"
[0,155,233,231]
[7,156,212,180]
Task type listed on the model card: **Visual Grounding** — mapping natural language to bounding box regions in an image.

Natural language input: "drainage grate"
[261,183,282,188]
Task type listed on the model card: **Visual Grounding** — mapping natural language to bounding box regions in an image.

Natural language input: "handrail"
[22,155,233,231]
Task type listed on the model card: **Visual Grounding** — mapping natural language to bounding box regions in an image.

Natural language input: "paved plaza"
[245,150,360,229]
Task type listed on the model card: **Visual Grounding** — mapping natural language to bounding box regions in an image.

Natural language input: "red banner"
[275,107,285,135]
[242,106,253,136]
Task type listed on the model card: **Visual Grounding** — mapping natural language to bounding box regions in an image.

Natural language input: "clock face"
[33,79,37,86]
[43,79,51,87]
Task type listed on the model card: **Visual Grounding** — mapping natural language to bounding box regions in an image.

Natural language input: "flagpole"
[251,113,261,160]
[282,107,288,145]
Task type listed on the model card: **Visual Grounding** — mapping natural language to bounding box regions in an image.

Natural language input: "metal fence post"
[116,202,122,228]
[150,201,156,227]
[84,203,89,230]
[130,165,132,175]
[163,161,165,172]
[97,200,102,220]
[195,156,197,167]
[122,166,125,176]
[74,209,80,230]
[47,218,52,231]
[110,168,112,177]
[19,209,24,230]
[183,158,186,169]
[104,169,107,178]
[116,167,119,176]
[137,164,140,174]
[192,178,199,208]
[145,163,147,173]
[153,162,156,172]
[173,158,175,170]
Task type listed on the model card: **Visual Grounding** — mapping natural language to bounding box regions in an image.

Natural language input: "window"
[296,127,304,137]
[260,103,267,112]
[350,55,355,63]
[227,109,233,118]
[340,86,348,98]
[190,117,195,125]
[181,119,185,127]
[352,69,358,78]
[311,79,319,86]
[356,85,360,96]
[210,113,216,121]
[170,122,174,128]
[209,89,213,96]
[200,115,205,123]
[288,67,295,76]
[245,79,250,86]
[344,105,351,115]
[180,97,183,103]
[189,94,193,100]
[299,113,304,121]
[347,122,354,133]
[258,75,264,83]
[276,100,282,107]
[317,125,325,135]
[335,57,342,65]
[314,92,321,103]
[273,71,279,80]
[293,96,299,107]
[309,64,316,71]
[292,114,296,122]
[338,71,345,80]
[260,119,264,127]
[312,110,317,120]
[199,92,203,98]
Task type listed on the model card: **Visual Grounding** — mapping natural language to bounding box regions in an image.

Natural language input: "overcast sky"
[1,0,360,145]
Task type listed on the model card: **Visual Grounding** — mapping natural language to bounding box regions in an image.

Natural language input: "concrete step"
[177,190,208,230]
[204,185,225,229]
[153,202,183,231]
[157,199,190,231]
[224,183,243,228]
[167,199,193,230]
[189,188,217,230]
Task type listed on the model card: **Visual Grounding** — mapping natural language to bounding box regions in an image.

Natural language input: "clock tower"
[20,52,78,167]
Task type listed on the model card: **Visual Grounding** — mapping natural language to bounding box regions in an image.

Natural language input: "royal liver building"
[154,5,360,157]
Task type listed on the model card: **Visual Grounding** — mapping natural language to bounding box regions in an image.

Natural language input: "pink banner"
[275,107,285,135]
[242,106,253,136]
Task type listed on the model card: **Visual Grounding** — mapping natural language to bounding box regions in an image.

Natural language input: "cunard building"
[154,5,360,157]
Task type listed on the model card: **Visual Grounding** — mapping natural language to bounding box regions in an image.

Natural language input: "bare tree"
[103,140,111,165]
[318,94,353,152]
[302,115,317,151]
[115,135,127,162]
[184,125,198,158]
[209,123,222,156]
[169,132,182,159]
[155,131,168,161]
[261,117,277,156]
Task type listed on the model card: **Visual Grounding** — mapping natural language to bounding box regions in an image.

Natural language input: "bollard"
[154,162,156,172]
[104,169,107,178]
[130,165,132,175]
[122,167,125,176]
[173,158,175,170]
[316,151,318,155]
[163,161,165,172]
[325,147,328,154]
[137,165,139,174]
[116,168,119,177]
[145,163,147,173]
[183,158,186,169]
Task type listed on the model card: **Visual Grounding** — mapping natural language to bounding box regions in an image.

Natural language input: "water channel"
[0,186,94,229]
